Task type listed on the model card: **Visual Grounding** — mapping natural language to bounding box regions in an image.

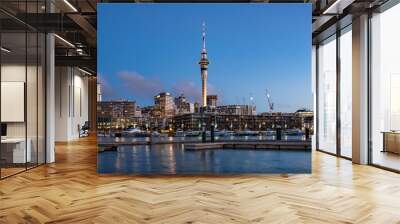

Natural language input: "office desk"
[1,138,31,163]
[382,131,400,154]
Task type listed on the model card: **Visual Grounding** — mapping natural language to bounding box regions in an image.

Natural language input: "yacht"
[175,129,186,137]
[284,129,304,136]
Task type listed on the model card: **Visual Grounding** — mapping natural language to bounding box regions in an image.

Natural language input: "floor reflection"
[373,151,400,171]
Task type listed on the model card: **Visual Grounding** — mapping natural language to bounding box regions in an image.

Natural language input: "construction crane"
[266,89,274,112]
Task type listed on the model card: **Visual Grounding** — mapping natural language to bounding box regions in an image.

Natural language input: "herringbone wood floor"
[1,136,400,224]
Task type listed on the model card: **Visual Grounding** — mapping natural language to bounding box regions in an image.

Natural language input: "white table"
[1,138,31,163]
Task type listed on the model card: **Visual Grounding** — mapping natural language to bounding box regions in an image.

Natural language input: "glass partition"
[370,3,400,171]
[1,31,28,177]
[317,35,337,154]
[0,2,46,179]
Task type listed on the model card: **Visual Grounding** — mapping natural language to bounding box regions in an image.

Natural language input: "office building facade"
[154,92,175,118]
[216,104,256,116]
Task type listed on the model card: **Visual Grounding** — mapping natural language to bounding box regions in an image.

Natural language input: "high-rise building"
[97,83,102,102]
[216,104,256,116]
[97,100,139,129]
[199,22,209,107]
[189,103,195,113]
[207,95,218,108]
[154,92,175,117]
[97,100,138,119]
[175,94,192,115]
[194,102,200,113]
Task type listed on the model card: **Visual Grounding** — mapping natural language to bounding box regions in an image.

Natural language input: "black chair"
[79,121,90,138]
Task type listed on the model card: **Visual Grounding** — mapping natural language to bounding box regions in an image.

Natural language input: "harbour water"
[97,142,311,174]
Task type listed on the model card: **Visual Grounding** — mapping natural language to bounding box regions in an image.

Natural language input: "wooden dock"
[98,140,207,147]
[98,140,311,151]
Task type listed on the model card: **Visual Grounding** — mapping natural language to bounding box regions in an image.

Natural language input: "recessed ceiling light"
[63,0,78,12]
[54,34,75,48]
[1,47,11,53]
[78,67,93,76]
[323,0,354,15]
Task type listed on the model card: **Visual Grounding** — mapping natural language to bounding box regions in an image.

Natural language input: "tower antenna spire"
[199,21,209,107]
[202,21,206,51]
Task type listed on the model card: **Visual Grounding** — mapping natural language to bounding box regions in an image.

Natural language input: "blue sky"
[98,4,312,112]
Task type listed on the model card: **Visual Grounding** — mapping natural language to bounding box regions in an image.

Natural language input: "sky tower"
[199,22,209,107]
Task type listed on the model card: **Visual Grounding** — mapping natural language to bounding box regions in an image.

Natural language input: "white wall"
[1,65,26,138]
[1,63,46,164]
[55,67,89,141]
[1,65,42,138]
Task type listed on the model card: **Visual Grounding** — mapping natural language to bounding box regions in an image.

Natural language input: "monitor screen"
[1,123,7,137]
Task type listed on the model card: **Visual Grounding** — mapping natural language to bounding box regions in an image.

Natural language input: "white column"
[352,14,369,164]
[55,67,72,141]
[46,33,55,163]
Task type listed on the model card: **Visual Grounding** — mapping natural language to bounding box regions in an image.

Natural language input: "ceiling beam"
[67,13,97,46]
[55,55,97,72]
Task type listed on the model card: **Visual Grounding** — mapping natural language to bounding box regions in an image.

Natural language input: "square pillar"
[46,33,55,163]
[352,14,369,164]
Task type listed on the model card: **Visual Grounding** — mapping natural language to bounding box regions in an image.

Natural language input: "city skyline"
[98,4,312,112]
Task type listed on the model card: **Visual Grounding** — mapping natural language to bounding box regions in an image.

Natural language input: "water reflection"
[97,144,311,174]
